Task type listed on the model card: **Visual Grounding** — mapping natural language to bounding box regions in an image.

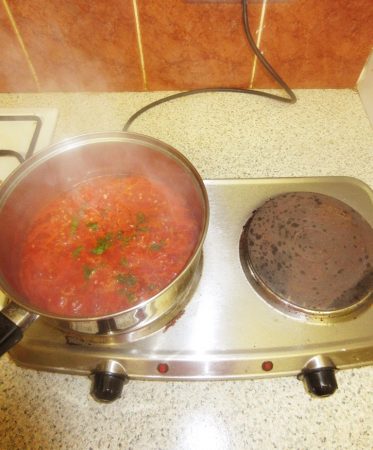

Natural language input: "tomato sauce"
[20,175,200,318]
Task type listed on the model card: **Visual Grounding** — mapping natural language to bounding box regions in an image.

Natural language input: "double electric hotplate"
[1,110,372,400]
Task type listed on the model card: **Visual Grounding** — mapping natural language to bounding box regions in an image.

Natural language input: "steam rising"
[0,137,207,318]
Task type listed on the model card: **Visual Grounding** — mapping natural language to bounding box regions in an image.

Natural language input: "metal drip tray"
[9,177,373,381]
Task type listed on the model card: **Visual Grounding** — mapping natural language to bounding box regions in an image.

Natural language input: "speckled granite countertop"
[0,90,372,450]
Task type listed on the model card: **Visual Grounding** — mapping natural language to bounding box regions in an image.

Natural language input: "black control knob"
[91,371,128,403]
[302,367,338,397]
[299,356,338,397]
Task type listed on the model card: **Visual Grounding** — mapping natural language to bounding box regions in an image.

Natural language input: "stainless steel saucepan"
[0,132,209,355]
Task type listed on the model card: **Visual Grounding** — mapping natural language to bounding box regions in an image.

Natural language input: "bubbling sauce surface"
[20,175,200,318]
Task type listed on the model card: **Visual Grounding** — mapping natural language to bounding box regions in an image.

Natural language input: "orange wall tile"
[252,0,373,88]
[0,0,372,92]
[0,3,36,91]
[137,0,261,90]
[5,0,143,91]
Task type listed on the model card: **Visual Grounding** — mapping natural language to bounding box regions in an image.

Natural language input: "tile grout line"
[132,0,148,90]
[249,0,268,89]
[2,0,41,91]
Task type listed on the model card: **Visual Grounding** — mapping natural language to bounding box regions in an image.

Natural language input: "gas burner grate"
[0,115,42,162]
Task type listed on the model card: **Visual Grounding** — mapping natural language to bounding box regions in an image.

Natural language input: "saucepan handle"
[0,302,38,356]
[0,312,23,355]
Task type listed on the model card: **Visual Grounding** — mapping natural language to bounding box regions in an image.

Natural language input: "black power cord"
[123,0,296,132]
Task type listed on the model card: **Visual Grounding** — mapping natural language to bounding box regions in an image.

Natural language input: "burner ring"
[240,192,373,322]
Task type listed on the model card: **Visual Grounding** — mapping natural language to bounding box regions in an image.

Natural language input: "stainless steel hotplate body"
[8,177,373,381]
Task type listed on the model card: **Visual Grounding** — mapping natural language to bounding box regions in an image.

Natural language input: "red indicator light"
[262,361,273,371]
[157,363,169,374]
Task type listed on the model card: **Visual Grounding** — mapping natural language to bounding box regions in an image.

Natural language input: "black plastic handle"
[0,312,23,356]
[303,367,338,397]
[91,371,128,403]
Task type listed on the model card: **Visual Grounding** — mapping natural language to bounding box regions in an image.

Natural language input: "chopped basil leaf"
[72,245,84,258]
[126,292,137,303]
[91,247,105,255]
[91,233,113,255]
[135,212,149,232]
[71,216,79,234]
[116,230,133,245]
[116,273,137,286]
[122,236,132,245]
[150,241,164,252]
[116,230,124,240]
[83,265,94,280]
[118,289,137,303]
[86,222,99,231]
[120,257,129,266]
[136,212,146,224]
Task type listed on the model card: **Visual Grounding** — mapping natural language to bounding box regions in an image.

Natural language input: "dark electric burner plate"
[240,192,373,320]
